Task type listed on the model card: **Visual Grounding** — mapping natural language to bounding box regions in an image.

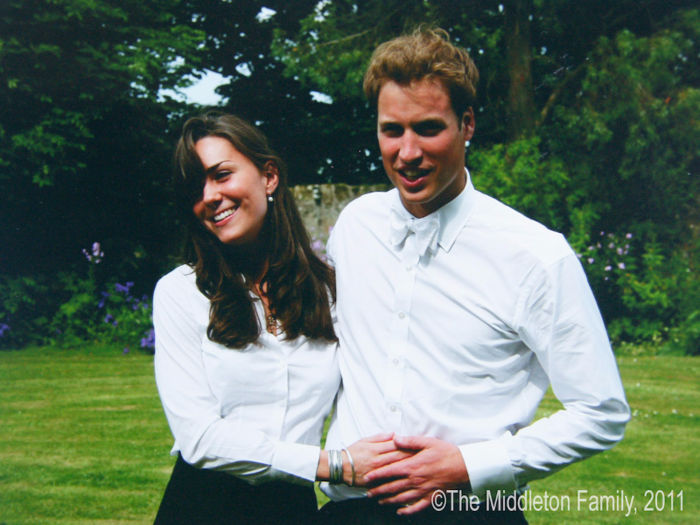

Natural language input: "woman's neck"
[222,238,270,285]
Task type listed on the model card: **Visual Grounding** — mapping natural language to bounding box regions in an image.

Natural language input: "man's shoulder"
[336,189,395,226]
[472,191,572,266]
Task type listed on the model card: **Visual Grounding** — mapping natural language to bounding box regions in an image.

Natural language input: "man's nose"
[398,132,422,164]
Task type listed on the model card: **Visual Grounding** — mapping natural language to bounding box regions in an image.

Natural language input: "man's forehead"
[377,78,458,123]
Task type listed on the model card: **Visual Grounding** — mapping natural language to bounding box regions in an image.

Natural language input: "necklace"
[266,312,279,334]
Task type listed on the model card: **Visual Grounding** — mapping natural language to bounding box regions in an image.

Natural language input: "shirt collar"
[389,169,476,253]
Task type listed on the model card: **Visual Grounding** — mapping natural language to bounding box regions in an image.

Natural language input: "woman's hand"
[342,433,415,487]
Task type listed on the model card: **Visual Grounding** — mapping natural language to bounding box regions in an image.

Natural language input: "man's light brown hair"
[363,28,479,119]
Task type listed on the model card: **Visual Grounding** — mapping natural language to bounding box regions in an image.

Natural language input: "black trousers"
[153,454,319,525]
[319,498,529,525]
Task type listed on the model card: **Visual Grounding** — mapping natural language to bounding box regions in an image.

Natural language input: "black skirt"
[154,453,319,525]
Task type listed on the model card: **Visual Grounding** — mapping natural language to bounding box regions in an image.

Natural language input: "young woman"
[152,113,401,524]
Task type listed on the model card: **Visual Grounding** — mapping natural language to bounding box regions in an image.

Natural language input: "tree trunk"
[505,0,536,140]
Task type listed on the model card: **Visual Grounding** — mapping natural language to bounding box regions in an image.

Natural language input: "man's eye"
[380,126,403,137]
[415,124,444,136]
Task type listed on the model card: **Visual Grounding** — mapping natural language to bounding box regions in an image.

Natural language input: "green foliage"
[469,136,580,233]
[0,275,52,348]
[48,267,154,352]
[0,0,205,186]
[1,243,155,352]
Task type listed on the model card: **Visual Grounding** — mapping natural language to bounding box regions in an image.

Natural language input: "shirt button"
[405,264,413,271]
[389,405,397,412]
[392,358,399,366]
[398,312,406,319]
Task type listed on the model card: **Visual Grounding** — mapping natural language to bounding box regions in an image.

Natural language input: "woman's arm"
[153,269,323,484]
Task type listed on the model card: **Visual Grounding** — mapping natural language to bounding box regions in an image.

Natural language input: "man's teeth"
[214,209,235,222]
[403,170,424,180]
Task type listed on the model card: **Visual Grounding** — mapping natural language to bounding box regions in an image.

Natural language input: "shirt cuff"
[271,442,321,482]
[459,437,516,499]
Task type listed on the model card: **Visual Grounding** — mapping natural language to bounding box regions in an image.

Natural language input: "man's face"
[377,79,474,218]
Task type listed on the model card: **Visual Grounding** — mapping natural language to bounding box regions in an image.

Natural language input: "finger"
[369,440,404,455]
[361,432,395,443]
[366,478,412,497]
[393,434,431,450]
[396,498,432,515]
[364,457,412,484]
[373,450,414,468]
[376,489,422,506]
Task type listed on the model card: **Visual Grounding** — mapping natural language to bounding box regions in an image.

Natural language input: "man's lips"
[397,168,431,183]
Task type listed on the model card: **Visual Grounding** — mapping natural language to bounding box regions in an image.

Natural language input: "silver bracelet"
[328,449,344,485]
[342,448,356,487]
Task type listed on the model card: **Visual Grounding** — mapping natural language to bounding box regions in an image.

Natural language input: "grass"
[0,346,698,524]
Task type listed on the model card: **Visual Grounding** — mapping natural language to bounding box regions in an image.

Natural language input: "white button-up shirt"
[323,173,629,500]
[153,265,340,485]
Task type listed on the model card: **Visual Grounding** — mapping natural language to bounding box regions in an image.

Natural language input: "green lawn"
[0,347,698,524]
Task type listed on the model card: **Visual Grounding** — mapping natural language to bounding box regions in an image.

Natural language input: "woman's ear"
[264,161,280,195]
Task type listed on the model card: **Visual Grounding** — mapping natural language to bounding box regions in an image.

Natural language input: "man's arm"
[364,254,630,515]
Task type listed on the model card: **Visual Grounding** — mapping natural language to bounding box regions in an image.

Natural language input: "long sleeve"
[459,254,630,496]
[153,267,336,485]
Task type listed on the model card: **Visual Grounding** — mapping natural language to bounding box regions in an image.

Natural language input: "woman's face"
[192,136,278,246]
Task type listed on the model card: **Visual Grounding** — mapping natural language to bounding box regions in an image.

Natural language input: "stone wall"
[291,183,389,248]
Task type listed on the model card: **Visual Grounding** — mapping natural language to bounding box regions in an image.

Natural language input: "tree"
[0,0,204,276]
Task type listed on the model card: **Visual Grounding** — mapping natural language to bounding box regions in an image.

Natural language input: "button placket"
[384,236,420,430]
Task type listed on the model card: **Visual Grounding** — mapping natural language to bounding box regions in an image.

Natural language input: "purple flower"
[104,314,118,327]
[83,242,103,263]
[141,328,156,349]
[626,233,633,239]
[600,231,605,236]
[618,262,626,270]
[311,239,325,254]
[605,265,612,271]
[98,291,110,308]
[0,323,10,337]
[608,243,615,249]
[588,258,595,264]
[617,247,624,255]
[115,281,134,294]
[123,347,130,355]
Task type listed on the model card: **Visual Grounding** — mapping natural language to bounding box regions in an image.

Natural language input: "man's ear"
[264,161,280,194]
[461,107,475,142]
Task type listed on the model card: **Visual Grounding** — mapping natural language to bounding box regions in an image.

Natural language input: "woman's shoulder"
[157,264,196,285]
[154,264,199,301]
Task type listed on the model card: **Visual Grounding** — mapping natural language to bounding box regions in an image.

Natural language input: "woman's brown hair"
[174,112,337,348]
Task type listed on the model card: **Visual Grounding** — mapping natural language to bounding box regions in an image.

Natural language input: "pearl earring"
[267,194,273,202]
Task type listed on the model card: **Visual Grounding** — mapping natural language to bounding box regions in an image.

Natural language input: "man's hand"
[364,435,470,515]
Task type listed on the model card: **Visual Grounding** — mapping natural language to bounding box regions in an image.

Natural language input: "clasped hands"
[347,433,471,515]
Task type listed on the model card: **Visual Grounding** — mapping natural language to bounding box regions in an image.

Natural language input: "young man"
[320,29,630,525]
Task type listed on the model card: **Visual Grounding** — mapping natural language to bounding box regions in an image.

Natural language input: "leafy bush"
[1,243,155,353]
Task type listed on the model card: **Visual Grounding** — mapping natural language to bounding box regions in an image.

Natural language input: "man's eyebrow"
[414,118,447,127]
